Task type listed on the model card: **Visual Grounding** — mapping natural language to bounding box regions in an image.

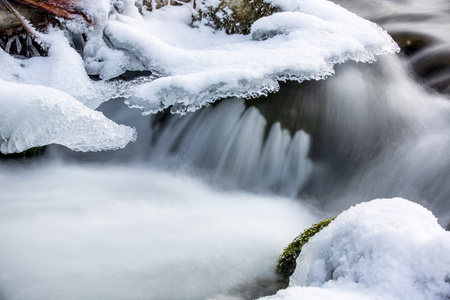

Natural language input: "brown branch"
[12,0,92,23]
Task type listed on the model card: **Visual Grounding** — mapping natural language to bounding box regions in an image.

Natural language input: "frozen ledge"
[87,0,399,114]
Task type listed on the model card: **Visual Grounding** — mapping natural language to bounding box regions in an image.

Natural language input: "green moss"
[195,0,279,35]
[276,217,335,280]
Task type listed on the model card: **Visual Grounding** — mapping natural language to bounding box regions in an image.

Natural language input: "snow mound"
[0,79,136,153]
[87,0,399,114]
[261,198,450,300]
[0,30,136,154]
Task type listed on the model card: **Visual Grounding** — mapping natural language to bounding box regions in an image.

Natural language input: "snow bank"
[0,30,136,153]
[88,0,399,114]
[0,79,135,153]
[260,198,450,300]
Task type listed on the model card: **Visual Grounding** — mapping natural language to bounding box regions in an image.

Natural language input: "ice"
[0,79,136,153]
[260,198,450,300]
[0,29,137,153]
[84,0,399,114]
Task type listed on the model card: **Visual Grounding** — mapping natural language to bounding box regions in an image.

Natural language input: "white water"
[299,55,450,226]
[0,163,318,300]
[1,0,450,299]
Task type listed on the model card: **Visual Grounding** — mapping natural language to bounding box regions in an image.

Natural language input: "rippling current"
[0,0,449,299]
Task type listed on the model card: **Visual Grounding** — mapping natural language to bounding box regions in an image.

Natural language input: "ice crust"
[260,198,450,300]
[0,79,136,153]
[86,0,399,114]
[0,0,399,152]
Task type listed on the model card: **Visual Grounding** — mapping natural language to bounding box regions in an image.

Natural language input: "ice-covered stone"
[262,198,450,300]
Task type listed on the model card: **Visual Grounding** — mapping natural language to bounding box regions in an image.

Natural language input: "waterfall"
[51,98,312,196]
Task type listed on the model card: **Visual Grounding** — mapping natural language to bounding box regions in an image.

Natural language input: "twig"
[0,0,37,37]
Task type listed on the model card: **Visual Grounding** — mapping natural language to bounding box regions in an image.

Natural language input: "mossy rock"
[277,217,335,280]
[195,0,279,35]
[0,147,46,160]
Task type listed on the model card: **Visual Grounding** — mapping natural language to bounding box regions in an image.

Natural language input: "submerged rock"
[0,146,45,159]
[388,32,450,95]
[245,81,322,143]
[390,32,433,57]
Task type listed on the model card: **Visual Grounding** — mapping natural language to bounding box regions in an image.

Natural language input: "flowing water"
[1,0,450,299]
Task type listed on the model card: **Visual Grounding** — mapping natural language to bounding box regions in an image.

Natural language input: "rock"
[389,32,450,96]
[390,32,433,57]
[245,80,323,158]
[143,0,193,11]
[276,217,334,282]
[413,50,450,94]
[195,0,278,35]
[0,146,46,160]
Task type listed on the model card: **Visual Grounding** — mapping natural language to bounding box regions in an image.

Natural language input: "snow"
[0,0,399,153]
[93,0,399,114]
[0,29,136,153]
[0,30,113,109]
[0,79,136,153]
[259,198,450,300]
